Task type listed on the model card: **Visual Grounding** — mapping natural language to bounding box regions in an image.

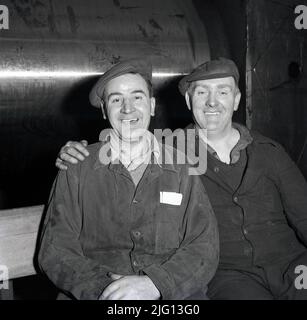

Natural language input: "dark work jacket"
[197,130,307,268]
[38,142,219,300]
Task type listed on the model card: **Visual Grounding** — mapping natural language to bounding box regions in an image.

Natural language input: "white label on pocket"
[160,192,183,206]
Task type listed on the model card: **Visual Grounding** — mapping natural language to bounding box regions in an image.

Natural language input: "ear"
[234,90,241,111]
[185,92,191,111]
[150,97,156,116]
[100,101,107,120]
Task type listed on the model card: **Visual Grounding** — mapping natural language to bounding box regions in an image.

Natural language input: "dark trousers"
[208,250,307,300]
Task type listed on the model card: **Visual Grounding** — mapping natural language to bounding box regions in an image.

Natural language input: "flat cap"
[89,58,152,108]
[178,57,239,95]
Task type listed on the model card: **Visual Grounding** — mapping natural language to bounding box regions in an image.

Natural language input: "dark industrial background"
[0,0,306,299]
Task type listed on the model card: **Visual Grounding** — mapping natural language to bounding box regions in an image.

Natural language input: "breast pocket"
[155,203,182,253]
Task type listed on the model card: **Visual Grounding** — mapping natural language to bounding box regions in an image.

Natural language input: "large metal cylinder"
[0,0,228,209]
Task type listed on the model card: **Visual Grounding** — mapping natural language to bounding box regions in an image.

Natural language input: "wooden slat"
[0,205,44,280]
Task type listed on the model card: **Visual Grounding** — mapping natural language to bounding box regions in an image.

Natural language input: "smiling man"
[183,66,241,165]
[178,58,307,299]
[38,58,219,300]
[56,57,307,300]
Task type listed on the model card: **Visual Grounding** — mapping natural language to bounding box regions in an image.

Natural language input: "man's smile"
[204,111,221,115]
[121,118,139,124]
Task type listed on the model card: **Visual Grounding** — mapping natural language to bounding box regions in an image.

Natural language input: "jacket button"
[132,199,138,204]
[214,167,219,173]
[243,228,248,235]
[233,196,238,203]
[134,231,141,238]
[133,260,138,267]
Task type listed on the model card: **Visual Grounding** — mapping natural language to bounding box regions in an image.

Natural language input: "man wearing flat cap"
[38,58,219,300]
[176,57,307,300]
[57,57,307,300]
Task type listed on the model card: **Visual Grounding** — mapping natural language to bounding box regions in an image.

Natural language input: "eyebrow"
[107,90,147,101]
[131,90,147,95]
[216,84,232,90]
[195,84,233,90]
[107,92,122,100]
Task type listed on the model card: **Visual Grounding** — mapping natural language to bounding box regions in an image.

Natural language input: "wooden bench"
[0,205,44,299]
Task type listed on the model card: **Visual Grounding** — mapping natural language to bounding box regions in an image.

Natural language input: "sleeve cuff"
[72,275,114,300]
[142,264,174,300]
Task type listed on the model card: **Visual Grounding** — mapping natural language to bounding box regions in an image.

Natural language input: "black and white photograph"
[0,0,306,309]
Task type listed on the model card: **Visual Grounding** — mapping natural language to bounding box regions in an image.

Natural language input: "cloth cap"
[89,58,152,108]
[178,57,239,95]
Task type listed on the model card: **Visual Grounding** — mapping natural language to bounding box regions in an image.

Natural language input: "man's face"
[186,76,241,135]
[103,73,155,141]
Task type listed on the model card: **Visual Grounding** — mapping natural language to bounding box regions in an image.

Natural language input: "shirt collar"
[188,122,253,164]
[92,136,178,173]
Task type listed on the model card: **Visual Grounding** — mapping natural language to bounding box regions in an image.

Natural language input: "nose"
[206,91,218,108]
[121,97,135,114]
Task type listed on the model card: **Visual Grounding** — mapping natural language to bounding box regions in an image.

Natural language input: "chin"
[121,133,143,142]
[206,124,219,131]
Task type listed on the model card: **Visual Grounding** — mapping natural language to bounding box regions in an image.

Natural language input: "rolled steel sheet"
[0,0,226,209]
